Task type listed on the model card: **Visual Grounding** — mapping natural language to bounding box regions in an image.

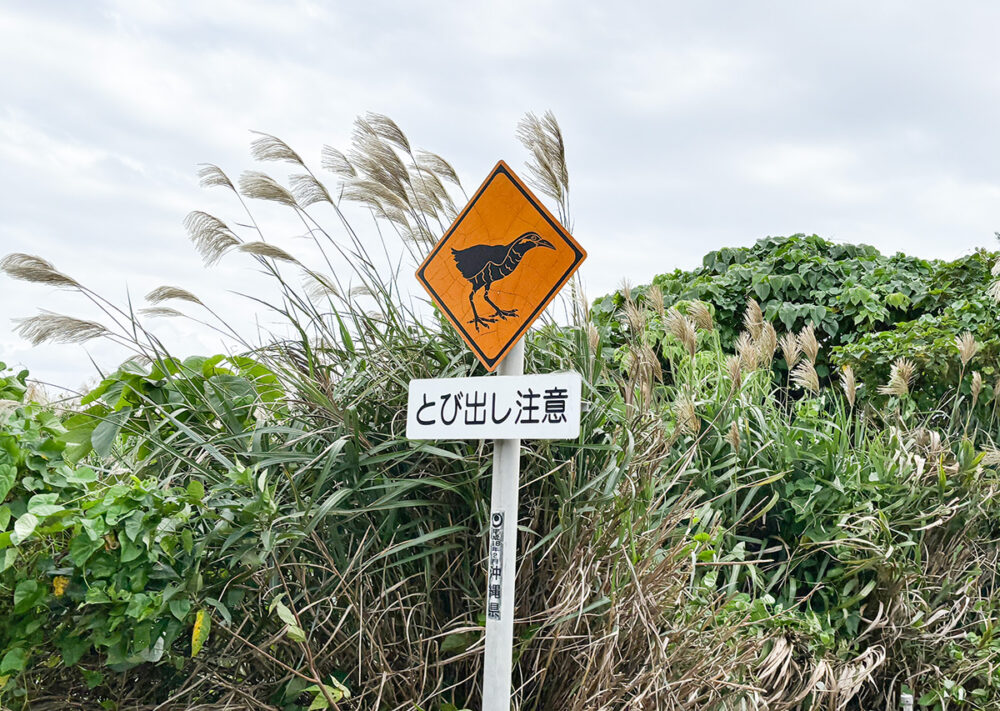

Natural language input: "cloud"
[608,46,760,115]
[3,1,1000,388]
[740,141,874,204]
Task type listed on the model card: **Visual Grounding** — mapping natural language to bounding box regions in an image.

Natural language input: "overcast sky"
[3,1,1000,390]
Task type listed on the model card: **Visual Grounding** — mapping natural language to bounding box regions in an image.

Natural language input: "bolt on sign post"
[410,161,586,711]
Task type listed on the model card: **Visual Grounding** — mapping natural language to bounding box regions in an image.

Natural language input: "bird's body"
[452,239,538,288]
[451,231,555,330]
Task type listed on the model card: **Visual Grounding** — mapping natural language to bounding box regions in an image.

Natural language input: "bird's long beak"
[539,239,555,250]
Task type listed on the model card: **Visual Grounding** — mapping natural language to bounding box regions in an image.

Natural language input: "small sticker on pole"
[487,512,504,621]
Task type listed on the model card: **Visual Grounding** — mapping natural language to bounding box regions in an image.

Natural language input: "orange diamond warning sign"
[416,161,586,371]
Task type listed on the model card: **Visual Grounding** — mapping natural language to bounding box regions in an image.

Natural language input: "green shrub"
[593,234,1000,404]
[0,358,284,703]
[833,292,1000,416]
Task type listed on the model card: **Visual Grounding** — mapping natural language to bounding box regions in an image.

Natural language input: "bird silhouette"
[451,231,555,331]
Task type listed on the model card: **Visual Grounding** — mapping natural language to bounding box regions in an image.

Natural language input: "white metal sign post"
[405,351,582,710]
[482,340,523,711]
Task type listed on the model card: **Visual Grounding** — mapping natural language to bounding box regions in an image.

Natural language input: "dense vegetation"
[594,233,1000,413]
[1,114,998,710]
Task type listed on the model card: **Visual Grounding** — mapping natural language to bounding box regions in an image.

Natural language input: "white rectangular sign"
[406,372,581,440]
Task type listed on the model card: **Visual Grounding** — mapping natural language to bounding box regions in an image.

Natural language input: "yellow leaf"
[52,576,70,597]
[191,609,211,657]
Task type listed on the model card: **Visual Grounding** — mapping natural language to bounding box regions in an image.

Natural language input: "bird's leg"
[468,289,495,331]
[484,286,518,320]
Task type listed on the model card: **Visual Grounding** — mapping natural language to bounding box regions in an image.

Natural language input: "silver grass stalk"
[955,332,978,367]
[351,141,410,199]
[239,171,297,207]
[302,272,340,300]
[380,205,411,229]
[575,288,590,326]
[341,178,410,213]
[988,279,1000,303]
[289,173,333,207]
[414,150,461,187]
[620,279,633,303]
[237,242,299,263]
[799,324,820,364]
[196,164,236,192]
[587,324,600,352]
[0,400,21,418]
[14,313,108,346]
[119,354,152,370]
[360,199,401,228]
[780,332,801,368]
[414,186,456,222]
[411,169,455,214]
[841,365,857,408]
[744,298,764,339]
[516,111,568,205]
[622,347,636,379]
[410,186,445,220]
[145,286,203,306]
[647,285,665,319]
[666,308,696,357]
[736,332,758,371]
[791,360,820,393]
[351,121,410,193]
[0,254,80,289]
[725,421,740,450]
[320,145,357,179]
[726,355,742,393]
[688,301,714,331]
[756,322,778,365]
[679,317,698,358]
[366,112,411,153]
[879,358,915,397]
[625,302,645,336]
[249,131,305,167]
[184,211,240,266]
[675,397,700,436]
[138,307,183,319]
[972,371,983,407]
[639,342,662,385]
[400,225,436,246]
